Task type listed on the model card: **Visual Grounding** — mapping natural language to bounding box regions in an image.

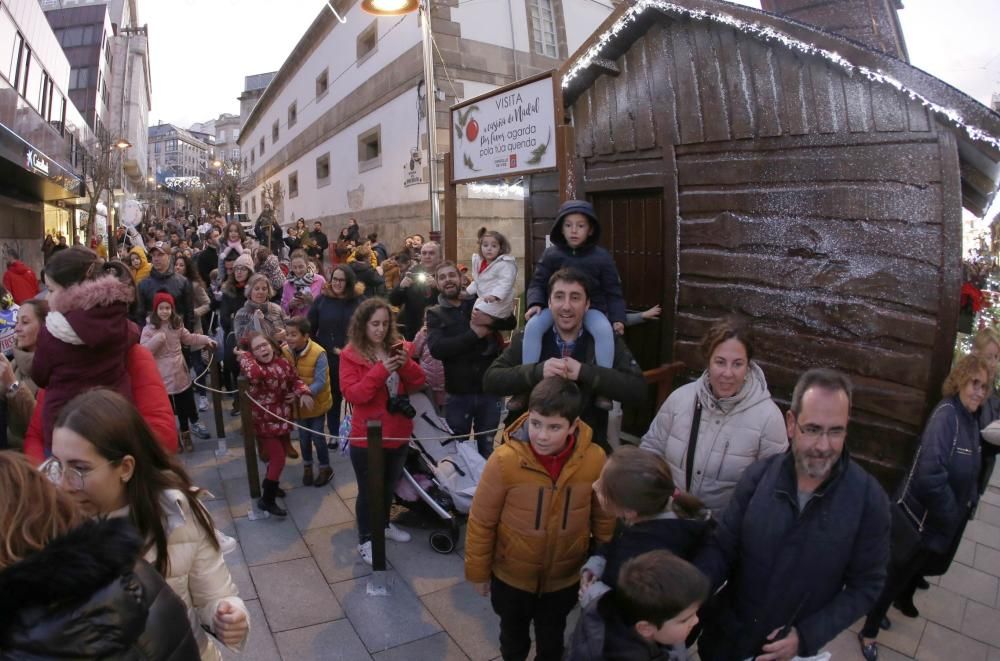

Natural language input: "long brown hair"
[597,446,705,519]
[53,389,219,575]
[346,298,400,361]
[0,451,83,568]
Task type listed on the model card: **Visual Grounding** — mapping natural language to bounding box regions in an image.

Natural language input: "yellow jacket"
[129,246,152,284]
[282,339,332,418]
[464,413,615,594]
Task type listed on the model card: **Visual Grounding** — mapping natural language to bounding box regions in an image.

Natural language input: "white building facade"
[238,0,612,253]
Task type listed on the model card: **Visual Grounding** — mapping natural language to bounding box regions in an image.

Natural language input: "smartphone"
[391,341,405,353]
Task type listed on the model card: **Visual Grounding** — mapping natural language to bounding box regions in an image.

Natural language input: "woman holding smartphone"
[339,298,426,565]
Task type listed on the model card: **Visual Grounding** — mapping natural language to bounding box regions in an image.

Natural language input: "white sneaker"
[215,530,238,555]
[358,541,373,565]
[385,523,411,543]
[198,395,209,411]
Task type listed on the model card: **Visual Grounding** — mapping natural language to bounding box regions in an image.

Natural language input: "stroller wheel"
[430,528,457,554]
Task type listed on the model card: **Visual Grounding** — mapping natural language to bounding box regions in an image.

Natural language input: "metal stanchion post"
[211,358,227,457]
[238,376,265,519]
[366,420,390,596]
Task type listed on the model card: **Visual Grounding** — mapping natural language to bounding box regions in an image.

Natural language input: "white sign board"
[451,73,556,183]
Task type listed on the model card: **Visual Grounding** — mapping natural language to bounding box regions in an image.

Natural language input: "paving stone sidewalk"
[182,407,1000,660]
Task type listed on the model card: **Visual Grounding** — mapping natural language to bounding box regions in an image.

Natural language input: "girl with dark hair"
[581,446,713,606]
[44,389,249,660]
[141,292,216,452]
[31,248,139,452]
[238,332,313,515]
[340,298,425,564]
[1,298,46,450]
[639,318,787,516]
[220,251,253,413]
[309,264,362,448]
[175,252,213,414]
[0,451,200,659]
[467,227,517,346]
[217,221,246,274]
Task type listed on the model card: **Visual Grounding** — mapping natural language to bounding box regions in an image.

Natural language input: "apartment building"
[237,0,612,257]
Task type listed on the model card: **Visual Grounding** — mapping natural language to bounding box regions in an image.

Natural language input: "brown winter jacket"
[465,413,616,594]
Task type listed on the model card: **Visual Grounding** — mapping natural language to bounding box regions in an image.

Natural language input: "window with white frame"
[357,125,381,173]
[527,0,558,57]
[357,21,377,63]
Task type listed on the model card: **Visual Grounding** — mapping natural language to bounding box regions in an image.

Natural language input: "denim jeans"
[349,444,409,543]
[446,393,502,458]
[522,308,614,367]
[298,415,329,467]
[326,390,344,445]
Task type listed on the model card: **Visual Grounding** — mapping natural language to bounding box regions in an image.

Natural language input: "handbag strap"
[897,404,960,516]
[685,398,703,489]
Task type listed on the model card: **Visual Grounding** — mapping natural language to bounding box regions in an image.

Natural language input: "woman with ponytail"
[580,446,714,607]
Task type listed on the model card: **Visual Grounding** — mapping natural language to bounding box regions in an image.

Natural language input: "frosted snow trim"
[561,0,1000,151]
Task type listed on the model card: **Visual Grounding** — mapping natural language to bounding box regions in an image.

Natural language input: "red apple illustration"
[466,118,479,142]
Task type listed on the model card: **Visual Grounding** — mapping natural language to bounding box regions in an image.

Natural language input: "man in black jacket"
[483,268,645,455]
[136,241,194,330]
[196,227,220,286]
[695,368,890,661]
[426,262,516,457]
[388,241,440,340]
[310,221,329,261]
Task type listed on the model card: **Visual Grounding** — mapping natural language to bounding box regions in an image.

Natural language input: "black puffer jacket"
[137,268,195,331]
[0,517,200,660]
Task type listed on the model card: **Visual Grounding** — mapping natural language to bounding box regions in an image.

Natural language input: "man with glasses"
[695,368,890,661]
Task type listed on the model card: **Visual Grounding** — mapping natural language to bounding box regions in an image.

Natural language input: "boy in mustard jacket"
[466,376,615,661]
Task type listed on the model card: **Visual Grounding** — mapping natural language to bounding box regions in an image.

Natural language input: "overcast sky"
[144,0,999,129]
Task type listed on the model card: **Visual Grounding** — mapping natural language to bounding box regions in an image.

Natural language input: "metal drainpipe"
[507,0,519,80]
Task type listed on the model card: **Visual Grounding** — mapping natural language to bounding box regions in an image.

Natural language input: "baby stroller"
[394,391,486,554]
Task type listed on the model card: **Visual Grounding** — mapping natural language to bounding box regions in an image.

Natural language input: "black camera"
[387,395,417,419]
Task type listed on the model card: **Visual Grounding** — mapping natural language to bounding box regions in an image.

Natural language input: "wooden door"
[589,189,674,436]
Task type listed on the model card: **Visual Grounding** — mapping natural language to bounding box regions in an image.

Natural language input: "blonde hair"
[0,451,84,568]
[943,354,991,398]
[972,328,1000,355]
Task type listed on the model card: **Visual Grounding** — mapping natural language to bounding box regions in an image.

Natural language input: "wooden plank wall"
[566,16,960,484]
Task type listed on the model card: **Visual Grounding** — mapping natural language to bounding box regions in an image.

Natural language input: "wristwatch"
[7,380,19,395]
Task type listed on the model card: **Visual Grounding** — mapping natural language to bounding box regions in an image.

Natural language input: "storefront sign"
[25,149,50,176]
[451,72,557,184]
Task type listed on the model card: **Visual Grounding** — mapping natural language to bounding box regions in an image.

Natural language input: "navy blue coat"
[902,396,981,554]
[526,216,626,324]
[308,294,362,394]
[695,451,890,659]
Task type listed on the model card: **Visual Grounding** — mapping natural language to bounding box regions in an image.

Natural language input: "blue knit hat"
[555,200,598,225]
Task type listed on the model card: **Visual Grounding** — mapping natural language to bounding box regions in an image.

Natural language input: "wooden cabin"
[525,0,1000,485]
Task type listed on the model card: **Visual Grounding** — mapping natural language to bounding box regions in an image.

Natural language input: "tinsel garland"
[561,0,1000,151]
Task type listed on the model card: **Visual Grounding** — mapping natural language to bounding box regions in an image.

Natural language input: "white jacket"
[147,489,249,661]
[467,253,517,318]
[640,362,787,516]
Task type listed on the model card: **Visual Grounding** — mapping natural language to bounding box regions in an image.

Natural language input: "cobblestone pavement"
[182,406,1000,660]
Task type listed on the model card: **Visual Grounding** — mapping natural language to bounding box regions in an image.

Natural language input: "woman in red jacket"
[339,298,426,565]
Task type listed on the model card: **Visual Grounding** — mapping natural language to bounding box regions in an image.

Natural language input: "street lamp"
[361,0,440,240]
[115,139,132,151]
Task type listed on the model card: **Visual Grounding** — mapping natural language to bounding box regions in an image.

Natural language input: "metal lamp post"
[360,0,440,240]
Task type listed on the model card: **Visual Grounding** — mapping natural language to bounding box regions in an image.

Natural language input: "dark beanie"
[555,200,598,225]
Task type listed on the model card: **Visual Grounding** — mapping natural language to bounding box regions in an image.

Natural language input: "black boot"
[257,479,288,516]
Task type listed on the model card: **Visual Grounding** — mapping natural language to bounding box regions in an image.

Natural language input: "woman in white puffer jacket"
[640,320,787,517]
[45,388,249,661]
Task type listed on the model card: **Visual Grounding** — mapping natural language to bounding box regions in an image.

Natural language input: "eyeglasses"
[794,419,847,442]
[331,276,347,282]
[39,456,115,491]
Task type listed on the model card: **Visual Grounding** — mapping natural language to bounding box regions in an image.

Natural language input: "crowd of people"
[0,199,995,661]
